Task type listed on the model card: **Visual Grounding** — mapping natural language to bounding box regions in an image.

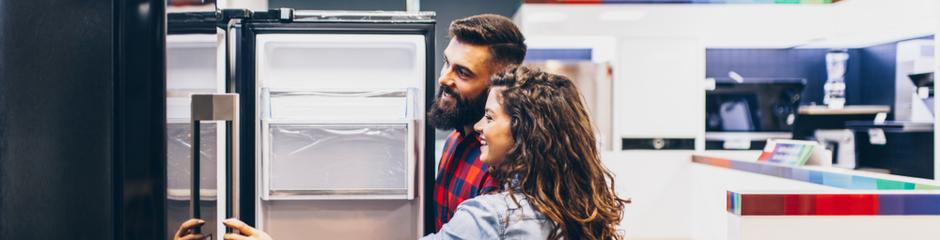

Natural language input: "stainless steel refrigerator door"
[166,32,228,238]
[253,33,427,239]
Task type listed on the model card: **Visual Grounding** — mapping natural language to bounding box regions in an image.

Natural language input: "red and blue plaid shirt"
[433,130,497,231]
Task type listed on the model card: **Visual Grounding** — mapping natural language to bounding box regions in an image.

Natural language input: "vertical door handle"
[191,93,240,234]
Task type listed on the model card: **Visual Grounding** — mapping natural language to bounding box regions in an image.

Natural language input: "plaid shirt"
[433,130,497,231]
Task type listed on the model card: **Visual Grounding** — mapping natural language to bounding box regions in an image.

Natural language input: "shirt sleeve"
[421,196,502,240]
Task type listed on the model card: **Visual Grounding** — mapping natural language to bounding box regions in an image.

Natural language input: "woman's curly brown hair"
[488,65,629,240]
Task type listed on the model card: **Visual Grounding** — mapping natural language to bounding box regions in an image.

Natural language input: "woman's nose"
[473,118,485,133]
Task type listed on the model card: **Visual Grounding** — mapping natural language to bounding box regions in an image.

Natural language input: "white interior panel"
[265,89,413,121]
[264,123,411,199]
[167,34,221,91]
[261,200,418,240]
[256,34,425,90]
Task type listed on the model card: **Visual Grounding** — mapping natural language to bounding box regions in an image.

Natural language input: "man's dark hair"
[449,14,527,67]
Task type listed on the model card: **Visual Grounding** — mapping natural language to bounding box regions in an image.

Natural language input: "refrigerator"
[166,10,230,238]
[167,9,437,239]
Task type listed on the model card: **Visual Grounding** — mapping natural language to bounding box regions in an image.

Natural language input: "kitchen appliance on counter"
[705,78,804,150]
[895,39,934,122]
[792,105,891,140]
[791,105,890,169]
[848,121,934,179]
[166,9,437,239]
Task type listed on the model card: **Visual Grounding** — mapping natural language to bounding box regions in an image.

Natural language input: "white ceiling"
[516,0,938,48]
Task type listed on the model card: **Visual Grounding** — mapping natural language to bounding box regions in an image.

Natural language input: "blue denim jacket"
[422,191,553,240]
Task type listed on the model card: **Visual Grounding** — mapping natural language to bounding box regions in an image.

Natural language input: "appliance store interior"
[2,0,939,239]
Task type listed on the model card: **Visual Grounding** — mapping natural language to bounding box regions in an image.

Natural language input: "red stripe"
[734,193,881,215]
[740,194,785,215]
[784,194,816,215]
[814,194,879,215]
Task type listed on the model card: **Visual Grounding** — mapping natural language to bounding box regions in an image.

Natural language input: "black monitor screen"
[706,79,805,132]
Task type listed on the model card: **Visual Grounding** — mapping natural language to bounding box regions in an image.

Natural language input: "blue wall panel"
[705,48,851,105]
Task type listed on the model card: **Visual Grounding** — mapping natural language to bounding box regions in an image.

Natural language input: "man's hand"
[174,219,207,240]
[223,218,274,240]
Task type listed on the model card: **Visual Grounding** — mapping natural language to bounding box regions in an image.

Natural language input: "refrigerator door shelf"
[262,88,417,122]
[261,122,417,200]
[167,122,221,193]
[167,34,222,91]
[256,34,426,90]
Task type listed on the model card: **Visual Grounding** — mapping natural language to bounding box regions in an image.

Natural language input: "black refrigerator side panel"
[235,24,259,226]
[0,0,115,238]
[113,0,168,239]
[0,0,167,239]
[422,24,437,236]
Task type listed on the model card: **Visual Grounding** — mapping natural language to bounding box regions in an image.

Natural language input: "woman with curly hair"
[425,65,629,239]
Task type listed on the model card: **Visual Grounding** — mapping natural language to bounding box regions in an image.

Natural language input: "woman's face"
[474,89,513,164]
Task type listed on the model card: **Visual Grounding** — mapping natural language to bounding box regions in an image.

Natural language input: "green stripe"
[915,183,940,190]
[875,179,916,190]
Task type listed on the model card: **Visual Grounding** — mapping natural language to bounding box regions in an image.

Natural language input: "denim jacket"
[421,191,553,240]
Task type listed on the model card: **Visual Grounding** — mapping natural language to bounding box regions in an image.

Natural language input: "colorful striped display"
[524,0,840,4]
[727,191,940,215]
[693,155,940,190]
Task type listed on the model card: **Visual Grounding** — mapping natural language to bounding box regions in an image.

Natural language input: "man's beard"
[428,86,487,131]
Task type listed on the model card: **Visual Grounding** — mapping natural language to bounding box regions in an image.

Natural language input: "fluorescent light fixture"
[598,10,647,22]
[796,33,934,48]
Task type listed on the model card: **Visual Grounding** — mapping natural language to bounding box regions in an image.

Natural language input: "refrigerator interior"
[253,33,427,239]
[166,33,227,237]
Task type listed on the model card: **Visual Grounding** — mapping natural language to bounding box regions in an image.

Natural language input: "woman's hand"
[222,218,274,240]
[174,219,207,240]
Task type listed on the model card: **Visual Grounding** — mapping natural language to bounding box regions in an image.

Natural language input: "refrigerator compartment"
[256,34,426,90]
[167,122,222,199]
[259,200,419,240]
[262,122,416,200]
[263,88,416,121]
[167,34,222,91]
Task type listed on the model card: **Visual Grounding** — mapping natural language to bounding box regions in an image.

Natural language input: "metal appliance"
[704,78,805,150]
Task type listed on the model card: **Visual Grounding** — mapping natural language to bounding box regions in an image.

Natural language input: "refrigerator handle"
[191,93,240,234]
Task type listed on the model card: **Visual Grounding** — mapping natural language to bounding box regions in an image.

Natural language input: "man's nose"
[438,69,455,87]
